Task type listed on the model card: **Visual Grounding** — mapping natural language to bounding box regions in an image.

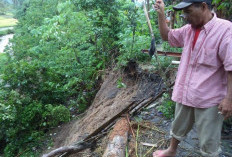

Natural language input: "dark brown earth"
[61,61,163,147]
[43,62,232,157]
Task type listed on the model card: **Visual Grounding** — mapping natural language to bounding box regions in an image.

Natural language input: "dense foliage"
[213,0,232,20]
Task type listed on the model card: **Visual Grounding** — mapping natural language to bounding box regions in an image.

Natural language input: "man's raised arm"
[153,0,170,41]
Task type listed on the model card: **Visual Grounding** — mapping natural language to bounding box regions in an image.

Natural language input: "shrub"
[157,93,175,119]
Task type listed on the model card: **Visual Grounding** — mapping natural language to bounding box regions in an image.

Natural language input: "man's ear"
[201,2,208,11]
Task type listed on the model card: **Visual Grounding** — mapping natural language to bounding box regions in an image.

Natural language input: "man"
[152,0,232,157]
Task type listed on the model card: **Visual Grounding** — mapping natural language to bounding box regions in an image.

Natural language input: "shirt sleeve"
[168,25,189,48]
[218,33,232,71]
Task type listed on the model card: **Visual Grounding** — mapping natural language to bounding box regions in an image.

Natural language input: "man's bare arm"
[152,0,170,41]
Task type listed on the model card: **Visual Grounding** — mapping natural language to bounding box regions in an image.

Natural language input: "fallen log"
[103,117,129,157]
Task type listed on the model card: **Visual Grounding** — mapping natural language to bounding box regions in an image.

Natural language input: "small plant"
[117,77,127,89]
[151,55,173,72]
[157,93,175,119]
[49,105,70,126]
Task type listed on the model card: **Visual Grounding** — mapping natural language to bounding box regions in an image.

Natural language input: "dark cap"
[173,0,212,11]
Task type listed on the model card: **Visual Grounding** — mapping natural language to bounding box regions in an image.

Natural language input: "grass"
[0,15,17,28]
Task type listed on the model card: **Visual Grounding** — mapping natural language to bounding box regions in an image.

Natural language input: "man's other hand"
[218,97,232,119]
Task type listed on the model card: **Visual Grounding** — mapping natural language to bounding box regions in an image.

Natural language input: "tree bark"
[147,0,150,19]
[103,117,129,157]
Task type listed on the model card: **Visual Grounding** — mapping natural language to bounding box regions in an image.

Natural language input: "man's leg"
[167,137,180,153]
[153,137,179,156]
[195,105,224,157]
[153,103,195,157]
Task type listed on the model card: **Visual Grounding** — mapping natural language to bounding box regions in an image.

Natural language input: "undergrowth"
[158,93,175,119]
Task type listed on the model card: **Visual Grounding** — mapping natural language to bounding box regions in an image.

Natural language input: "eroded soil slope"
[63,62,162,146]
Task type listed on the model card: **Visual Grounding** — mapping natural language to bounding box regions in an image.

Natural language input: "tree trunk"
[103,117,129,157]
[147,0,150,19]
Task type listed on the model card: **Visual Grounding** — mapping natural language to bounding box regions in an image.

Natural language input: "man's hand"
[152,0,169,41]
[218,97,232,119]
[219,71,232,119]
[152,0,165,14]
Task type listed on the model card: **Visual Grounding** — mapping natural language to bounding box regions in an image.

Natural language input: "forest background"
[0,0,231,156]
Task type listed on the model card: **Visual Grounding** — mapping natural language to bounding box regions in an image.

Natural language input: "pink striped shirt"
[168,14,232,108]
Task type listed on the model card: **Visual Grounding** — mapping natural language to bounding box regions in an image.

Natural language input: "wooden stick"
[143,2,154,38]
[130,97,153,115]
[42,145,90,157]
[143,140,165,157]
[127,114,136,138]
[129,91,165,115]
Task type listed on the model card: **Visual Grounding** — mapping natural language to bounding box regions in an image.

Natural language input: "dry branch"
[129,81,174,115]
[42,143,90,157]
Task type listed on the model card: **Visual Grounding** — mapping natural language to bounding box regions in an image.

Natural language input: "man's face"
[183,3,205,29]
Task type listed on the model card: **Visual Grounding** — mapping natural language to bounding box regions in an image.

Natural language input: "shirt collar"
[202,13,217,34]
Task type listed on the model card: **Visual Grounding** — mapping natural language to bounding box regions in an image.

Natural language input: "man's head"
[173,0,213,29]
